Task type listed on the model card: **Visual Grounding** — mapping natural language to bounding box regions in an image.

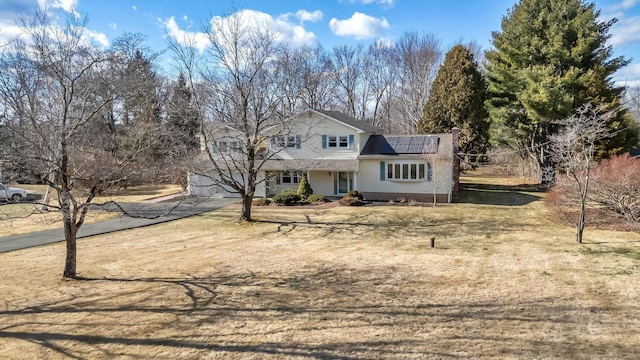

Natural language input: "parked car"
[0,182,28,203]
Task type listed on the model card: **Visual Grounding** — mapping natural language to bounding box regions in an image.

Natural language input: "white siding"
[188,172,266,198]
[273,112,362,161]
[358,158,453,198]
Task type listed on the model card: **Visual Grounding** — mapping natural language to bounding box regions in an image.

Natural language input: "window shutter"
[276,172,281,185]
[322,135,327,149]
[379,161,385,181]
[333,173,337,194]
[295,135,301,149]
[348,134,355,149]
[427,163,433,181]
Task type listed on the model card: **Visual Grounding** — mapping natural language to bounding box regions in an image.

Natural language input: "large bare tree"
[391,32,442,134]
[0,11,137,278]
[171,11,294,222]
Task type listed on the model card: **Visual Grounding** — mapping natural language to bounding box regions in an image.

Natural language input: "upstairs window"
[322,134,354,149]
[272,135,300,149]
[215,140,241,153]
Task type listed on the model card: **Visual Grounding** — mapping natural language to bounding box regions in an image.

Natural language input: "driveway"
[0,198,239,253]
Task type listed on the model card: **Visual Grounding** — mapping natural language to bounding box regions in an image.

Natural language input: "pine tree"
[168,73,200,151]
[418,44,490,156]
[485,0,637,183]
[297,175,313,199]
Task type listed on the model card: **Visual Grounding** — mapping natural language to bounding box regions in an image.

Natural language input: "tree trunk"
[239,194,253,222]
[62,217,78,278]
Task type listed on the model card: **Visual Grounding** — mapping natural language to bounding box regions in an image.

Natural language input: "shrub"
[306,194,326,203]
[297,175,313,199]
[339,196,364,206]
[345,190,363,200]
[272,189,301,206]
[253,197,272,206]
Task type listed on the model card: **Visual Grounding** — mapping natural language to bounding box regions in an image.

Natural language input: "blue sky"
[1,0,639,84]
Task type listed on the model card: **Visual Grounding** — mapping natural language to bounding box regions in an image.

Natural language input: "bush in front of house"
[339,190,364,206]
[346,190,363,200]
[273,189,302,206]
[253,197,272,206]
[297,175,313,199]
[306,194,326,203]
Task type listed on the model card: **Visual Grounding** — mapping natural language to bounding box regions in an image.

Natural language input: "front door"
[334,172,352,195]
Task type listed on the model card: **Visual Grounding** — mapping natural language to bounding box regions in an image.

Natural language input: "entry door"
[335,172,352,195]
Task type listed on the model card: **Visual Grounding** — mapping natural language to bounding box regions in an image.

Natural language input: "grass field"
[0,184,182,237]
[0,170,638,359]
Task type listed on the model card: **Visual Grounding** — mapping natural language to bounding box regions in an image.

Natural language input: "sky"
[1,0,639,85]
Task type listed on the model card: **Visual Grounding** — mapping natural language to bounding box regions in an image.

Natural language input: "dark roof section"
[360,135,440,155]
[360,135,397,155]
[314,109,381,133]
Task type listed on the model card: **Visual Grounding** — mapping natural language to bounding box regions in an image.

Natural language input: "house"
[188,109,460,203]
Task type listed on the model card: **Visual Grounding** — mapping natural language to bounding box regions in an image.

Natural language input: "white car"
[0,182,28,203]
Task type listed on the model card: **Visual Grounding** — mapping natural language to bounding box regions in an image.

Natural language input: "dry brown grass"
[0,184,182,237]
[1,171,639,359]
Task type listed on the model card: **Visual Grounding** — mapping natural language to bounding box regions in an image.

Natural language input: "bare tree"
[548,105,613,243]
[627,82,640,123]
[0,11,140,278]
[171,11,294,222]
[362,44,396,130]
[391,32,442,134]
[590,154,640,229]
[330,44,368,120]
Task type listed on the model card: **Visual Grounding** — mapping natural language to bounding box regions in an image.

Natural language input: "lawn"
[0,170,638,359]
[0,184,183,237]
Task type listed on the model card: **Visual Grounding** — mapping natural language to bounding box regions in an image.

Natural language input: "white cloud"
[163,9,317,52]
[610,15,640,46]
[613,0,640,10]
[0,22,24,46]
[162,16,211,52]
[614,63,640,86]
[295,10,323,23]
[329,12,389,40]
[109,22,117,30]
[37,0,78,15]
[83,28,109,48]
[132,5,137,11]
[183,15,188,21]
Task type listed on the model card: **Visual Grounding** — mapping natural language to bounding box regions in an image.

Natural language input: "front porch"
[262,159,359,197]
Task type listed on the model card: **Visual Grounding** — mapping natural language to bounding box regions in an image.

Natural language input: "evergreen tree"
[418,44,490,156]
[297,175,313,199]
[485,0,637,183]
[168,73,199,151]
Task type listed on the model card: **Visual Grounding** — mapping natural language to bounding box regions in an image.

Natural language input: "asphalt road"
[0,198,239,253]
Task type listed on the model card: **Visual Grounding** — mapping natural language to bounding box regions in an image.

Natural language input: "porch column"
[353,171,358,191]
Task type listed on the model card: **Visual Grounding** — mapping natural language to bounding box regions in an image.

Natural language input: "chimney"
[451,127,460,199]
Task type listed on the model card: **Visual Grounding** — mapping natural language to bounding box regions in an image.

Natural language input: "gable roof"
[361,134,442,155]
[312,109,381,134]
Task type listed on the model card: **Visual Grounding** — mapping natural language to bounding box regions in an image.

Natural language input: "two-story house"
[188,109,459,203]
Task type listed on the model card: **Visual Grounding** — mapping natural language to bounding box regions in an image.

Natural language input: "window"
[217,141,228,153]
[215,140,240,153]
[273,135,300,149]
[278,171,304,184]
[328,136,337,147]
[386,162,429,181]
[324,134,353,149]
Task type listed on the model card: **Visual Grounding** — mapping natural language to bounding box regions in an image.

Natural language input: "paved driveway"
[0,198,239,253]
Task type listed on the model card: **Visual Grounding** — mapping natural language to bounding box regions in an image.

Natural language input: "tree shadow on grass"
[458,182,543,206]
[2,265,638,359]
